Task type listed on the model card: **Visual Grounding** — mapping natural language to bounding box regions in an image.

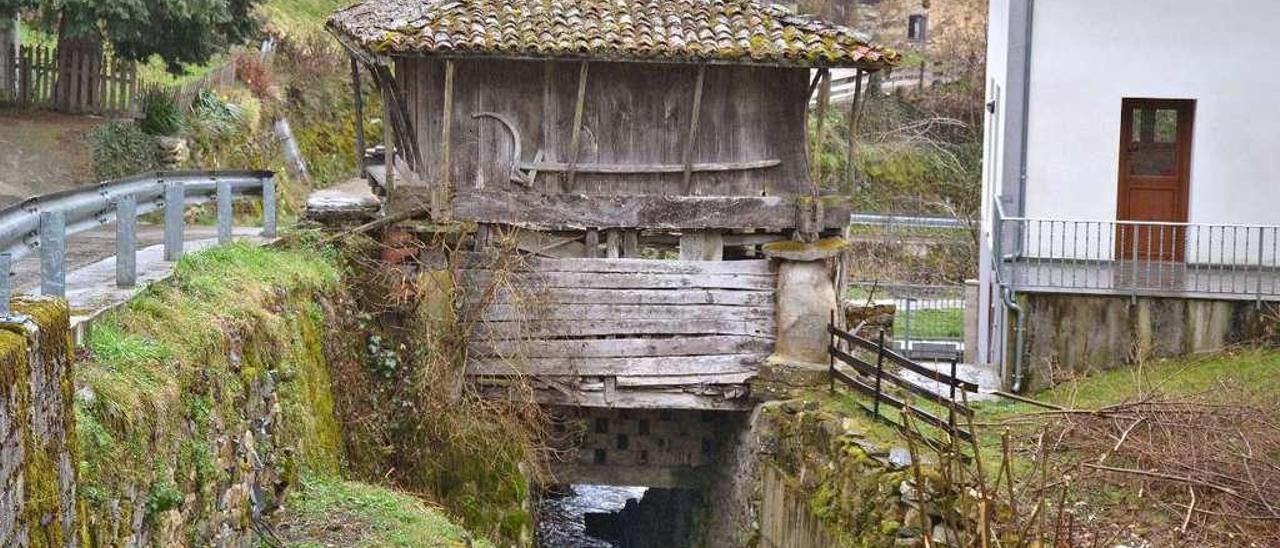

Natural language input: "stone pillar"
[756,238,845,395]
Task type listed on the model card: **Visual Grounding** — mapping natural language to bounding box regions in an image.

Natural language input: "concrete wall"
[1017,293,1273,391]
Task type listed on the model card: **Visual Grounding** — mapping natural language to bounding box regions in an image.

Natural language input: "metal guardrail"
[0,170,277,314]
[996,210,1280,302]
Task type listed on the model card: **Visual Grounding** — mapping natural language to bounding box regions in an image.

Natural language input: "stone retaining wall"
[0,298,79,547]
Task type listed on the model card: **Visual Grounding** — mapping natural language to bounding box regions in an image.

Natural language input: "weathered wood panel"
[467,256,774,274]
[463,270,775,290]
[468,353,763,376]
[471,287,774,307]
[472,318,775,340]
[465,256,775,409]
[481,303,772,322]
[400,57,811,198]
[474,335,772,359]
[439,189,851,230]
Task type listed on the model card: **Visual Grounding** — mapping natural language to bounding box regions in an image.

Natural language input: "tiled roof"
[328,0,899,69]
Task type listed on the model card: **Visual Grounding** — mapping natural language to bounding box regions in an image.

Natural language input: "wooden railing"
[828,321,976,446]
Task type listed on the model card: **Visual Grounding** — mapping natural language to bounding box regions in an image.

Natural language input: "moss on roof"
[328,0,899,69]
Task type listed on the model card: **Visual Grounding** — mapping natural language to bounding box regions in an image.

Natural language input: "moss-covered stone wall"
[68,243,352,546]
[0,298,79,548]
[754,399,973,547]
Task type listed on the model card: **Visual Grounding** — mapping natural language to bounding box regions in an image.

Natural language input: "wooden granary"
[328,0,898,411]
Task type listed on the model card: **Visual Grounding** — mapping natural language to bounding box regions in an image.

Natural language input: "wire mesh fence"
[847,282,965,361]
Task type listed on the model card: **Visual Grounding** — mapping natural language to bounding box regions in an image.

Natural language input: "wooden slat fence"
[827,321,976,447]
[1,44,241,115]
[2,43,139,114]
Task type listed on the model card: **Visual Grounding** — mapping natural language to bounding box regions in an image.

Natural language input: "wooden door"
[1116,98,1194,262]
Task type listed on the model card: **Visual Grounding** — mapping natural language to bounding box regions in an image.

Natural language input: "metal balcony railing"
[0,170,277,314]
[995,206,1280,302]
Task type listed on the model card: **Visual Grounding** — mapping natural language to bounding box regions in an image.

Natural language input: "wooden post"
[874,329,886,416]
[584,229,600,259]
[811,69,831,193]
[622,230,640,258]
[437,59,456,216]
[681,64,707,194]
[542,61,558,193]
[679,232,723,261]
[918,59,926,92]
[844,69,865,194]
[351,56,366,173]
[605,229,622,259]
[382,89,396,200]
[566,61,590,189]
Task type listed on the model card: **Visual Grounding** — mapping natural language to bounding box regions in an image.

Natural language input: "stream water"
[536,485,648,547]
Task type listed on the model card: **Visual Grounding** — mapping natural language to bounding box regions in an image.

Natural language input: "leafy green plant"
[144,480,183,520]
[90,121,162,180]
[188,88,246,140]
[138,88,185,136]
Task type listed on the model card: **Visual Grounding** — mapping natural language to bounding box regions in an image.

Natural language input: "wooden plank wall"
[464,255,776,409]
[399,57,811,200]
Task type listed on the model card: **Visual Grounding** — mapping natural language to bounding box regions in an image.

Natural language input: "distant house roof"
[327,0,899,69]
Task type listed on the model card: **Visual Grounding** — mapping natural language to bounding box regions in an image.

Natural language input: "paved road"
[11,223,254,291]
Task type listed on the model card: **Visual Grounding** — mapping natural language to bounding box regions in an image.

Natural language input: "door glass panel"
[1129,108,1179,176]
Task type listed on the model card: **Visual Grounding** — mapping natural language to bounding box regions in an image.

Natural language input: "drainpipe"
[1000,286,1026,393]
[1015,0,1036,219]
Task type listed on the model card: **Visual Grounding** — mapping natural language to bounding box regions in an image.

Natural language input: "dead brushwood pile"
[987,388,1280,547]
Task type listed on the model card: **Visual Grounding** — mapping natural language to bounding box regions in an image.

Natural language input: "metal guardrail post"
[216,178,233,244]
[262,176,277,238]
[164,181,184,261]
[1131,224,1140,304]
[0,253,10,317]
[40,211,65,297]
[116,195,137,288]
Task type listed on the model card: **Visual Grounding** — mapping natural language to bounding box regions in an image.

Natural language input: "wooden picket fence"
[2,44,140,114]
[1,43,242,116]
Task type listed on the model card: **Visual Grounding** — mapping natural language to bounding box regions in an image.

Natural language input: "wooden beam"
[517,158,780,174]
[682,64,707,193]
[811,68,831,191]
[583,228,600,258]
[566,60,590,188]
[466,353,765,376]
[680,232,724,261]
[605,229,622,258]
[437,59,456,218]
[844,69,865,194]
[473,318,774,340]
[622,230,640,257]
[473,335,773,359]
[520,388,754,411]
[479,303,773,322]
[541,61,557,193]
[463,270,775,291]
[441,190,852,230]
[481,256,773,275]
[350,56,365,172]
[468,287,775,307]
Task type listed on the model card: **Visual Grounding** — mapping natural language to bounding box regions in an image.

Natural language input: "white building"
[978,0,1280,389]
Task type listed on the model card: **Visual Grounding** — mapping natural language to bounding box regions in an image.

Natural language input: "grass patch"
[277,478,491,548]
[260,0,354,37]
